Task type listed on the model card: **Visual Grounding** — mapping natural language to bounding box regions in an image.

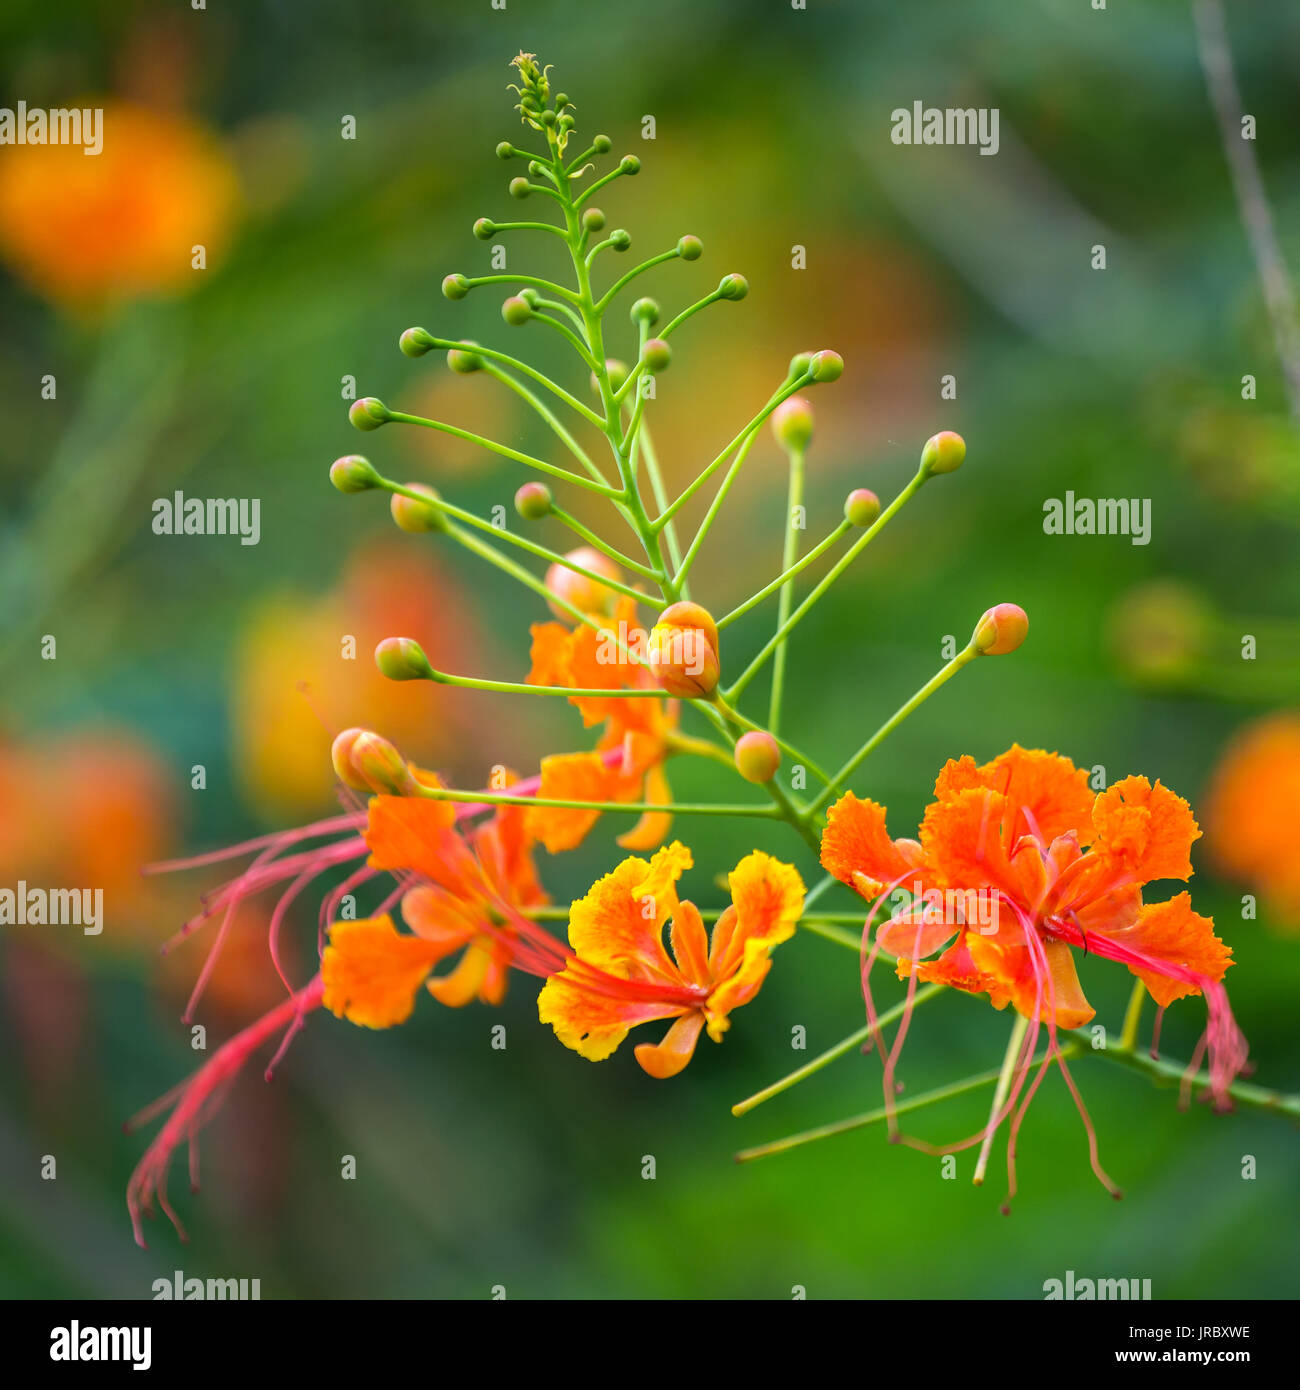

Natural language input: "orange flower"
[0,100,238,310]
[537,842,804,1077]
[321,784,548,1025]
[526,595,677,852]
[1203,713,1300,930]
[821,746,1244,1099]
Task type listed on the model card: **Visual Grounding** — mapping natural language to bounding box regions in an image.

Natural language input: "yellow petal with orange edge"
[634,1012,706,1078]
[537,972,685,1061]
[565,843,691,980]
[321,916,440,1028]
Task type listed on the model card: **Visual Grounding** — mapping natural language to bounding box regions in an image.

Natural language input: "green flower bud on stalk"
[844,488,881,528]
[442,273,470,300]
[330,455,381,493]
[609,229,632,252]
[515,481,553,519]
[342,729,420,796]
[677,235,703,261]
[582,207,607,233]
[447,341,484,374]
[920,430,966,477]
[502,295,532,326]
[509,177,530,199]
[474,218,497,241]
[771,396,814,452]
[349,397,389,431]
[593,359,630,394]
[620,155,640,175]
[808,349,843,383]
[390,483,447,534]
[788,350,814,378]
[631,297,659,326]
[642,338,672,373]
[400,327,436,358]
[718,273,748,301]
[375,636,435,682]
[972,603,1029,656]
[734,731,781,784]
[495,141,514,160]
[592,134,612,153]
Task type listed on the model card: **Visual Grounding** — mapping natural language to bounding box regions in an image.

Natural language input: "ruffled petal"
[321,915,440,1028]
[1104,892,1232,1006]
[1092,775,1201,883]
[526,751,614,853]
[821,793,925,900]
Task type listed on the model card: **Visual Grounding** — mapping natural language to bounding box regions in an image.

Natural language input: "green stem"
[769,446,806,735]
[732,984,945,1116]
[417,785,782,819]
[717,522,851,630]
[973,1012,1029,1186]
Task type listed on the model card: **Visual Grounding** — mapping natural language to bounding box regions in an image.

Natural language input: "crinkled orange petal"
[634,1011,706,1079]
[920,787,1019,895]
[365,793,459,886]
[537,971,686,1061]
[321,915,440,1028]
[1107,892,1232,1006]
[565,843,691,983]
[937,746,1094,846]
[526,751,614,853]
[703,853,803,1030]
[1092,776,1200,883]
[821,793,924,900]
[912,933,1010,1006]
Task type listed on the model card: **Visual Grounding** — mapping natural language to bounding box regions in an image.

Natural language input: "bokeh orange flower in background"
[0,99,239,311]
[1204,712,1300,932]
[231,542,482,821]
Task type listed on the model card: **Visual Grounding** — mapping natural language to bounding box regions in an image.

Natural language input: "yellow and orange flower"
[526,594,676,852]
[1203,712,1300,931]
[321,783,548,1027]
[822,746,1234,1034]
[537,841,804,1077]
[0,100,239,311]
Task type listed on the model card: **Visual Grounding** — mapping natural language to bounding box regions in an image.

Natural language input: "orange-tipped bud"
[346,730,420,796]
[973,603,1029,656]
[647,601,720,699]
[920,430,966,476]
[331,728,418,795]
[844,488,880,528]
[545,546,622,621]
[390,483,447,533]
[734,731,780,784]
[374,636,433,682]
[771,396,814,452]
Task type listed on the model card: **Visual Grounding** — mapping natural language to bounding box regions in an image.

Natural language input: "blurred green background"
[2,0,1298,1298]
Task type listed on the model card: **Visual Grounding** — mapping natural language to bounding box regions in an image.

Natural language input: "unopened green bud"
[330,454,381,493]
[515,481,553,520]
[620,155,640,175]
[631,297,659,326]
[593,134,612,153]
[509,177,530,199]
[920,430,966,477]
[495,141,514,160]
[345,730,419,796]
[677,235,703,261]
[718,273,748,301]
[375,636,434,682]
[442,273,470,301]
[809,350,843,383]
[400,326,436,358]
[844,488,881,528]
[582,207,606,233]
[788,351,815,379]
[771,396,814,452]
[609,229,632,252]
[349,397,389,431]
[473,217,496,241]
[540,109,557,128]
[973,603,1029,656]
[390,483,447,534]
[734,731,781,784]
[446,341,483,374]
[593,358,629,394]
[502,295,532,326]
[554,92,570,109]
[642,338,671,373]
